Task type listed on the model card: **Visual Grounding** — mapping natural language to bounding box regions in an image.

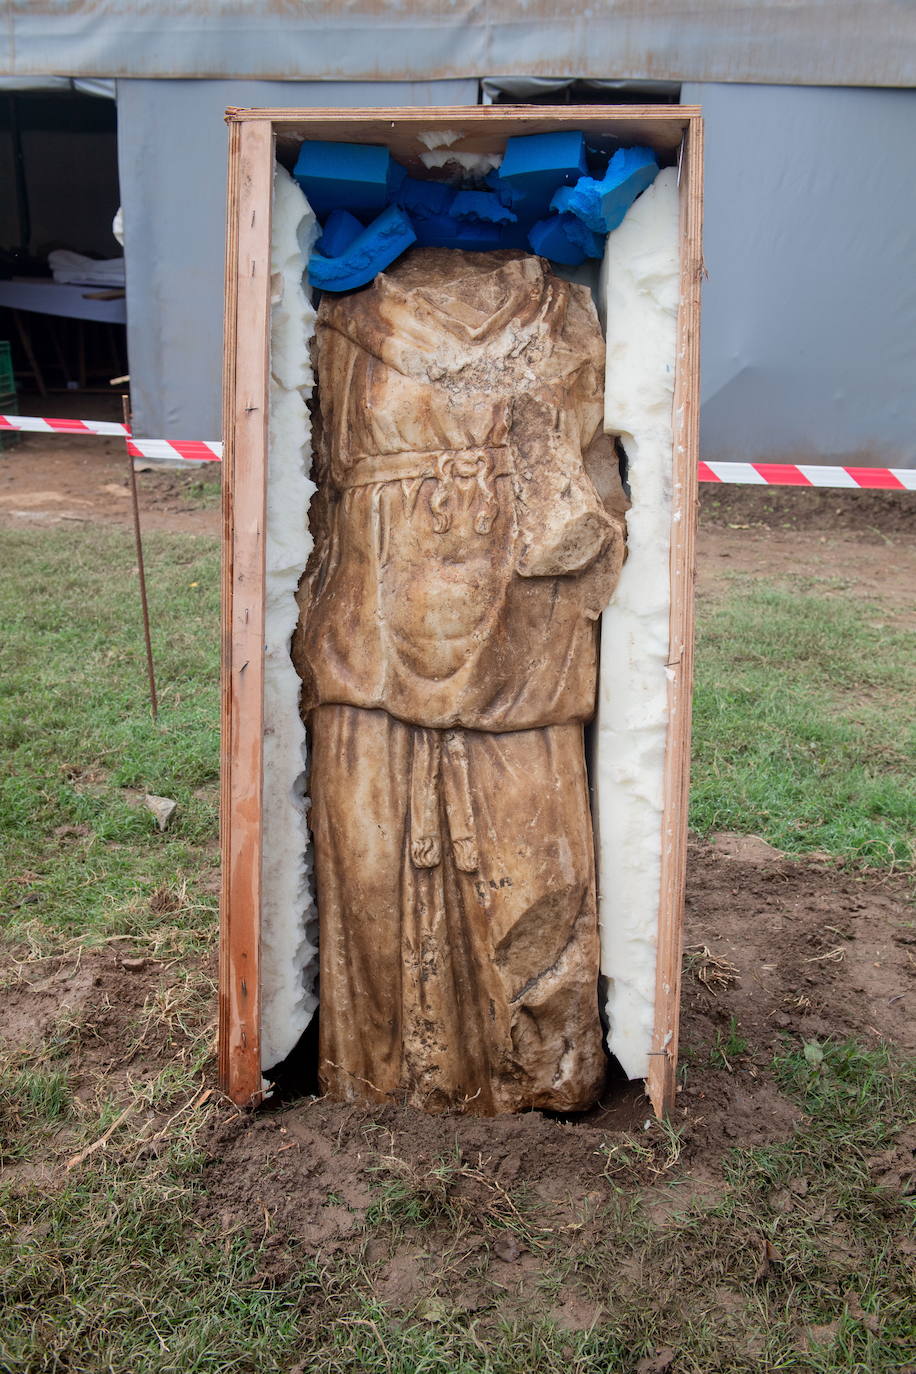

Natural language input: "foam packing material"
[308,203,416,292]
[261,160,681,1087]
[451,190,517,224]
[551,146,658,234]
[499,130,588,199]
[260,164,320,1074]
[592,167,680,1080]
[292,139,404,216]
[316,208,363,257]
[528,213,603,266]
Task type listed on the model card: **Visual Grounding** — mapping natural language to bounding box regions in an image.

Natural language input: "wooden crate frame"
[219,105,703,1115]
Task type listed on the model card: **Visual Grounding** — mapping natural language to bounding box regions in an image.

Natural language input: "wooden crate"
[219,105,704,1116]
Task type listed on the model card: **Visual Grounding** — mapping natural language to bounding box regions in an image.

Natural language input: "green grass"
[0,1066,71,1162]
[1,1040,912,1373]
[1,528,915,1373]
[691,581,915,868]
[709,1016,750,1072]
[0,527,221,949]
[0,1148,309,1373]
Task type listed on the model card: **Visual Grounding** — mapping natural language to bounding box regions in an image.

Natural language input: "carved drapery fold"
[294,248,624,1114]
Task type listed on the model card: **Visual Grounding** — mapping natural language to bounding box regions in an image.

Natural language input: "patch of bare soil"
[0,435,220,536]
[697,482,916,630]
[680,837,915,1155]
[195,841,915,1310]
[0,944,214,1088]
[697,521,916,627]
[699,482,915,536]
[3,435,913,1331]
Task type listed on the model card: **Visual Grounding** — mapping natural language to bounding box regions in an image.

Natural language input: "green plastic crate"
[0,384,18,452]
[0,342,13,395]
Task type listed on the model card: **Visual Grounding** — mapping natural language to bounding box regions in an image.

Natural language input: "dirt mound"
[679,837,915,1160]
[683,836,915,1056]
[3,842,913,1345]
[198,840,916,1278]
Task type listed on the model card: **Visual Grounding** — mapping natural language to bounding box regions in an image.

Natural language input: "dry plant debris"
[684,944,740,994]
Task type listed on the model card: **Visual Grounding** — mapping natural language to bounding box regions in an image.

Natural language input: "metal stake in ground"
[122,394,159,721]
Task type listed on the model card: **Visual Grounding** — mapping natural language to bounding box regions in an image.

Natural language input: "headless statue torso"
[293,248,624,1114]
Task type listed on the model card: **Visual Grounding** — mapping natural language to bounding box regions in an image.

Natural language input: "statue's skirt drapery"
[311,704,606,1114]
[294,249,624,1115]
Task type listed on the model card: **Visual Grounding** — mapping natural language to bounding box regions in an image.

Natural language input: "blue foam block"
[316,209,364,258]
[528,214,601,266]
[412,214,507,251]
[498,131,588,198]
[550,145,658,233]
[393,175,454,219]
[387,161,408,195]
[562,216,604,259]
[528,216,586,266]
[308,204,417,292]
[293,140,396,216]
[483,168,534,216]
[411,212,461,246]
[451,190,517,224]
[449,221,506,251]
[496,221,533,251]
[484,168,521,204]
[483,169,555,232]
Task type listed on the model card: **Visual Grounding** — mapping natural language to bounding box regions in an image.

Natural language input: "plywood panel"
[226,104,695,166]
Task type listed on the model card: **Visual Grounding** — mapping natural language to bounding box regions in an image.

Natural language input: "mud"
[3,419,913,547]
[5,841,910,1281]
[2,419,913,1333]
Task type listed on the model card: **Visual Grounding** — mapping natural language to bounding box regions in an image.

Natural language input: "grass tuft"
[691,581,915,868]
[0,527,221,951]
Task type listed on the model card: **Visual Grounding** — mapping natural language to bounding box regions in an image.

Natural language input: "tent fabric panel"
[684,81,916,468]
[116,77,476,440]
[5,2,916,89]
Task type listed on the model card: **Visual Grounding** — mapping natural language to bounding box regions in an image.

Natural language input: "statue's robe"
[293,248,624,1114]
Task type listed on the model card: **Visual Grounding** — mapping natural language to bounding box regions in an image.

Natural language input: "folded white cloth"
[47,249,125,288]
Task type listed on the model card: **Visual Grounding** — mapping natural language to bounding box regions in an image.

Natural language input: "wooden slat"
[224,104,696,165]
[218,117,274,1107]
[217,121,239,1096]
[647,115,705,1118]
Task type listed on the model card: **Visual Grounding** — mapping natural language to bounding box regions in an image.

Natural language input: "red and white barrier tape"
[699,460,916,491]
[0,415,222,462]
[2,416,914,488]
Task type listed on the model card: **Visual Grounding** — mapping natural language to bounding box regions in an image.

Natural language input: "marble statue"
[293,247,625,1114]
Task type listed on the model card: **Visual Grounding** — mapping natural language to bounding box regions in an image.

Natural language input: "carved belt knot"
[340,446,510,540]
[409,727,479,874]
[429,450,499,537]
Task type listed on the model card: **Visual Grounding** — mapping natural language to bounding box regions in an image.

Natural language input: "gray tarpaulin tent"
[2,1,915,465]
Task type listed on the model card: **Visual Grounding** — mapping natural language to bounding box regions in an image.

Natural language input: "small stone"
[144,794,177,831]
[492,1232,522,1263]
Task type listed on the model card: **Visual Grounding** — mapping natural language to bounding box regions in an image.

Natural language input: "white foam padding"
[260,164,319,1073]
[417,130,501,178]
[593,167,681,1080]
